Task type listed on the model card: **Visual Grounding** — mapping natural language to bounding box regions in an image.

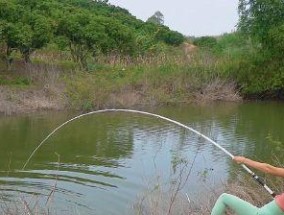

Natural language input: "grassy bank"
[133,154,283,215]
[1,31,283,116]
[0,39,243,115]
[134,178,275,215]
[1,0,283,115]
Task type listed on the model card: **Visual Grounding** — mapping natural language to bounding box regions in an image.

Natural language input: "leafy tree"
[238,0,284,56]
[57,9,136,69]
[147,11,164,25]
[16,0,38,10]
[0,0,186,69]
[3,22,32,65]
[58,12,95,68]
[96,17,136,54]
[235,0,284,96]
[0,1,18,63]
[0,1,53,64]
[155,27,184,46]
[21,13,53,62]
[33,1,65,17]
[268,24,284,56]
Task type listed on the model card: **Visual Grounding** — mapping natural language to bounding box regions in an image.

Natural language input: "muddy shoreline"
[0,83,242,115]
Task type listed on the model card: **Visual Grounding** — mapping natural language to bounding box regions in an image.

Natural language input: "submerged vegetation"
[0,0,283,115]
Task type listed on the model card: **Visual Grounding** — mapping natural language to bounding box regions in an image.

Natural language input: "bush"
[155,27,185,46]
[235,52,284,96]
[193,36,217,49]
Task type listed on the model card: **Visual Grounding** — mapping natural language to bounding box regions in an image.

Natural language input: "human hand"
[233,156,246,164]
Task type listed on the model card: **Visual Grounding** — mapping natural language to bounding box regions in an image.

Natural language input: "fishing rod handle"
[241,164,276,198]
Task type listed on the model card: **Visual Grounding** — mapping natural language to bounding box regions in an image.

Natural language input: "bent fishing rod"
[22,109,276,197]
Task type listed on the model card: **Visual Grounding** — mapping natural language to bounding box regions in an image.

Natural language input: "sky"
[108,0,240,37]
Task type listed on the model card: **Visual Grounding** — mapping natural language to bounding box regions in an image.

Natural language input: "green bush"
[193,36,217,49]
[154,27,184,46]
[235,52,284,95]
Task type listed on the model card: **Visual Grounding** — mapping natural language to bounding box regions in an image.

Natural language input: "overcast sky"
[108,0,239,36]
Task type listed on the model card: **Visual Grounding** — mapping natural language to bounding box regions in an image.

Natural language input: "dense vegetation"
[0,0,283,113]
[236,0,284,96]
[191,0,284,98]
[0,0,184,68]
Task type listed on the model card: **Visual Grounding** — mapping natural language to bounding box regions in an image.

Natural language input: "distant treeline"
[0,0,184,68]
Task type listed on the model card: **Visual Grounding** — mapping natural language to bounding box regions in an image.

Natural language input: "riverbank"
[2,30,284,116]
[0,86,66,115]
[0,48,242,115]
[0,79,241,115]
[134,177,275,215]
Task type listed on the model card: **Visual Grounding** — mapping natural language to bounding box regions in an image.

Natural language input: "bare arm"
[233,156,284,178]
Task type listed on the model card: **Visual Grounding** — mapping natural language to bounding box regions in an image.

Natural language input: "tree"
[21,13,53,62]
[0,0,186,70]
[57,10,136,69]
[0,1,53,64]
[236,0,284,95]
[2,22,32,66]
[155,27,184,46]
[57,11,102,68]
[0,0,23,23]
[147,11,164,25]
[238,0,284,56]
[268,25,284,57]
[96,17,136,54]
[0,1,20,63]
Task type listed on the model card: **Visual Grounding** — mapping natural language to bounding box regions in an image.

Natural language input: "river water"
[0,102,283,214]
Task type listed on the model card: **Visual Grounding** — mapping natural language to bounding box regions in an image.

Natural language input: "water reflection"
[0,102,283,214]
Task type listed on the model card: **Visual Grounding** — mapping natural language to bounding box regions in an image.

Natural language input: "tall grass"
[1,32,283,114]
[0,34,246,114]
[60,43,242,110]
[133,173,276,215]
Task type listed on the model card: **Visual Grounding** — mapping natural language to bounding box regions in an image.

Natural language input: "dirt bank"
[0,86,67,115]
[0,80,242,115]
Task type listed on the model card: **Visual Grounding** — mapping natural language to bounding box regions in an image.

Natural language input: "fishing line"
[22,109,276,197]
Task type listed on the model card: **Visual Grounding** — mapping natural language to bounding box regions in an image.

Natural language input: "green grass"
[0,74,31,87]
[1,32,282,111]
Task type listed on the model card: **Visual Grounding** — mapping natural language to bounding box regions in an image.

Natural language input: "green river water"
[0,102,283,214]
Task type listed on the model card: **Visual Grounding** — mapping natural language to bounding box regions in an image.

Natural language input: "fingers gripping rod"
[22,109,276,197]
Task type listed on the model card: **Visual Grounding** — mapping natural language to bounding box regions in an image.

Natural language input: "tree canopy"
[238,0,284,57]
[236,0,284,95]
[0,0,185,68]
